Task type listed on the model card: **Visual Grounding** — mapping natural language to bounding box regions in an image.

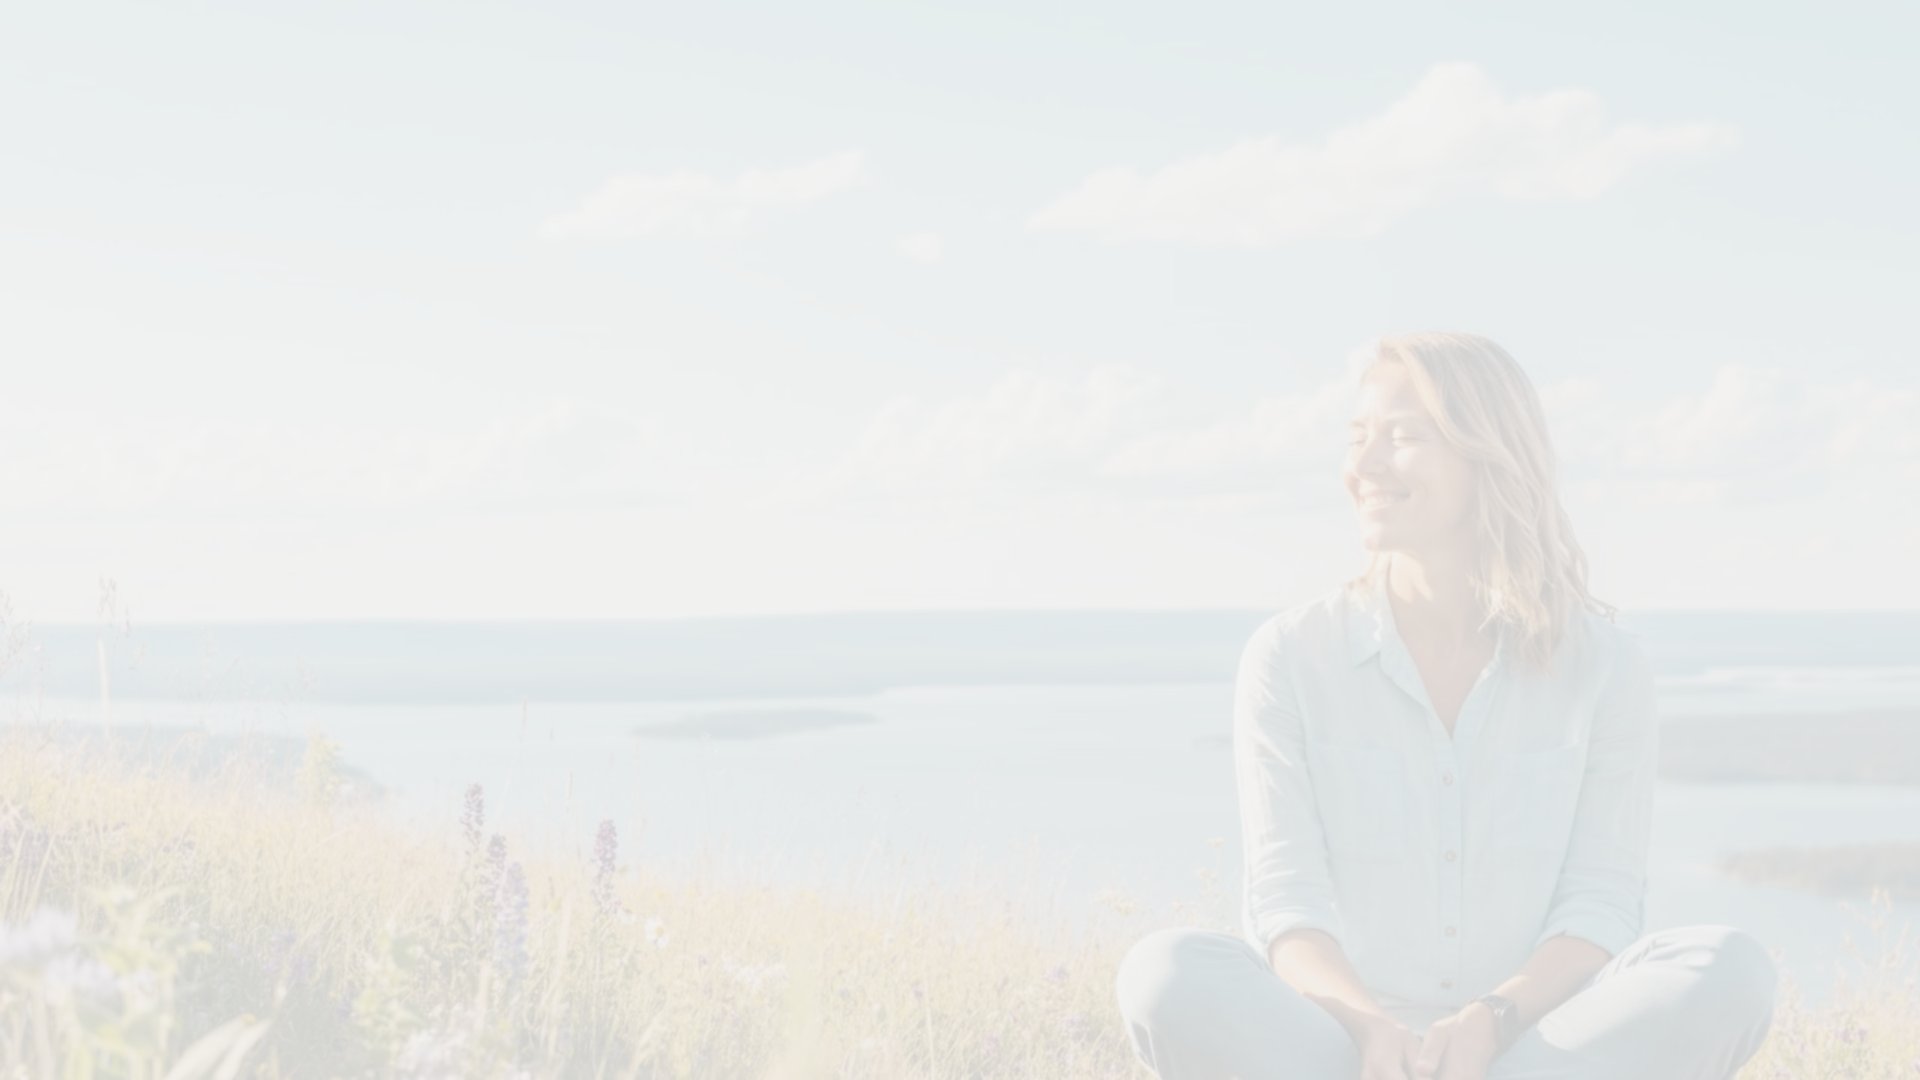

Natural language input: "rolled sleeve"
[1233,618,1346,960]
[1533,628,1659,957]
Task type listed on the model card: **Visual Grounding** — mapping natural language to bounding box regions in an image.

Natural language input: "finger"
[1412,1029,1446,1078]
[1398,1032,1421,1068]
[1436,1041,1487,1080]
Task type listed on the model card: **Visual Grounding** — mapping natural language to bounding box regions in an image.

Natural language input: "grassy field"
[3,728,1919,1078]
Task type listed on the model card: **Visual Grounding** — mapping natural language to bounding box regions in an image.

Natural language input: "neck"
[1385,552,1486,644]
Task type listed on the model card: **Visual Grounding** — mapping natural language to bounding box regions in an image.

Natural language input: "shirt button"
[1441,979,1454,989]
[1445,926,1457,937]
[1442,771,1454,785]
[1444,849,1457,862]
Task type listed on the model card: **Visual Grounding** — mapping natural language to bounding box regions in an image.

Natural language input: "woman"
[1114,333,1778,1080]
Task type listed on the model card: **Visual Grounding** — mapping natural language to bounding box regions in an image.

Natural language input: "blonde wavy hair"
[1344,331,1617,672]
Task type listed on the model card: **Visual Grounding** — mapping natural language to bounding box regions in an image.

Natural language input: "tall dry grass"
[1,725,1917,1078]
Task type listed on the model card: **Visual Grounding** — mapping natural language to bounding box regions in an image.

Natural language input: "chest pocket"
[1310,741,1414,863]
[1482,742,1588,863]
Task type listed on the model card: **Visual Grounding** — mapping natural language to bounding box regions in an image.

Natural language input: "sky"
[1,1,1915,621]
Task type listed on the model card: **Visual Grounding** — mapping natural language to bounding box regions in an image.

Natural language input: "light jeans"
[1115,924,1778,1079]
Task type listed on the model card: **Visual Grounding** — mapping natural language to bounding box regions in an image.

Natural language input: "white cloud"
[797,356,1916,517]
[1546,364,1920,506]
[1029,63,1738,246]
[793,364,1361,505]
[1098,382,1354,493]
[538,151,868,240]
[897,231,944,264]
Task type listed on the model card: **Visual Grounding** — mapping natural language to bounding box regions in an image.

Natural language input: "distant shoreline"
[9,609,1919,704]
[10,704,1920,782]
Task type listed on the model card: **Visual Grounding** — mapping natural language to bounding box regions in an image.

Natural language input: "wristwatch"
[1473,993,1523,1051]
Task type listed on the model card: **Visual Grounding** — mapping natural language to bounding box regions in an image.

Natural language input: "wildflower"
[593,819,618,877]
[461,784,485,854]
[1044,963,1069,985]
[643,917,669,950]
[0,909,79,969]
[40,952,122,1013]
[394,1019,470,1080]
[493,862,530,983]
[728,960,787,993]
[260,927,298,981]
[591,820,625,919]
[481,834,507,900]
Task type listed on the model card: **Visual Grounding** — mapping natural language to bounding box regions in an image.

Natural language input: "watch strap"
[1474,993,1522,1050]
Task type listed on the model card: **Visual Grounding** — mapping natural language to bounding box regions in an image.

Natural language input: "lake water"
[17,664,1920,1010]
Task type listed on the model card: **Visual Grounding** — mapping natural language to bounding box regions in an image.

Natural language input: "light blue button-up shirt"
[1233,575,1659,1024]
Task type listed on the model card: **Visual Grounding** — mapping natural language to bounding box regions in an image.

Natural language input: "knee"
[1688,924,1779,1025]
[1115,927,1239,1029]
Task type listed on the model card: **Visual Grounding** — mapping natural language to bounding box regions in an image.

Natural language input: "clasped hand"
[1351,1002,1501,1080]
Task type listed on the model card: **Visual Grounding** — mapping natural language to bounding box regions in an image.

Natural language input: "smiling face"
[1343,362,1480,557]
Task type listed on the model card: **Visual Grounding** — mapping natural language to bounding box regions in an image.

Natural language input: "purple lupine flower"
[480,833,507,904]
[493,861,529,983]
[593,820,617,879]
[260,927,297,981]
[461,784,485,854]
[591,820,622,918]
[289,949,315,989]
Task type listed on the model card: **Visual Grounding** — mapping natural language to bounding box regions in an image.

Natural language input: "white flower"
[727,960,787,992]
[643,917,668,949]
[0,909,79,969]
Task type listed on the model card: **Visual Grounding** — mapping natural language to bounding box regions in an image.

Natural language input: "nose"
[1348,431,1394,479]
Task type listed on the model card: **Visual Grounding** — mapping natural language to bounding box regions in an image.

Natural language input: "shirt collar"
[1346,575,1510,671]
